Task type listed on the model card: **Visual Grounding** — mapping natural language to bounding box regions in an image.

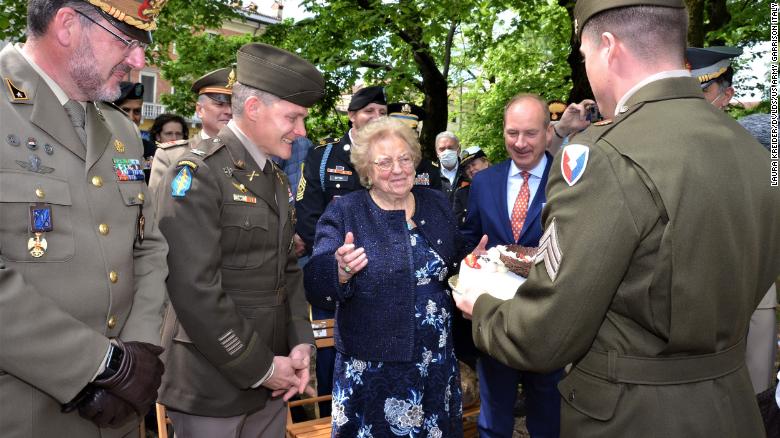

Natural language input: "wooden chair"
[156,402,173,438]
[285,318,336,438]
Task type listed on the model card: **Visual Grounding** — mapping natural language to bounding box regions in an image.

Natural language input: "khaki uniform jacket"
[148,131,205,191]
[472,77,780,437]
[0,44,168,437]
[156,127,313,417]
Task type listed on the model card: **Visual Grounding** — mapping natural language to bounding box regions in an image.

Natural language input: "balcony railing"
[142,102,166,121]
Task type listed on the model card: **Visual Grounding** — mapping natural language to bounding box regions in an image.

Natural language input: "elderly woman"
[305,117,477,437]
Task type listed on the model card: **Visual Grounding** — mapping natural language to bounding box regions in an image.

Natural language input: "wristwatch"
[96,343,124,381]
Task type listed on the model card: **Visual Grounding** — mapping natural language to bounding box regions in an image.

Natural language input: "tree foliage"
[1,0,770,149]
[0,0,27,43]
[458,1,571,161]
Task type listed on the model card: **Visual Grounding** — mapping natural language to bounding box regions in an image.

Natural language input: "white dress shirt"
[506,154,548,222]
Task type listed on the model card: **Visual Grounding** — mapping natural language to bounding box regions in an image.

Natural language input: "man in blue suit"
[460,93,562,438]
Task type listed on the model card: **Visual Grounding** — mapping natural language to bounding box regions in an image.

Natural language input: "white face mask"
[438,149,458,168]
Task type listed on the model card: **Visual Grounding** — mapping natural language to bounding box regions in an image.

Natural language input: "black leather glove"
[77,387,136,428]
[92,340,165,416]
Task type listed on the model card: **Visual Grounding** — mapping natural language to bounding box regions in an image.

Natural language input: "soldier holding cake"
[454,0,780,437]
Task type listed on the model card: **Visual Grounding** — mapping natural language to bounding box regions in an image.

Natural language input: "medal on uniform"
[112,158,145,181]
[137,205,145,244]
[28,204,53,258]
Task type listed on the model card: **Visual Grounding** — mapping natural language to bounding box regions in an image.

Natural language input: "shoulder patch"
[101,101,125,113]
[177,160,198,172]
[158,139,189,149]
[561,144,589,186]
[171,166,193,197]
[5,78,28,101]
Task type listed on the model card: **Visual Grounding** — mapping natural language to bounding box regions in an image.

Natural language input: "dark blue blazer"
[304,187,468,362]
[460,152,553,248]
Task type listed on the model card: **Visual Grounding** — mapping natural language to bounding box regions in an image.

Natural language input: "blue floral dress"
[331,227,463,438]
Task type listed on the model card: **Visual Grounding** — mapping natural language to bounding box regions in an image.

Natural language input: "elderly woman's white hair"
[351,117,422,188]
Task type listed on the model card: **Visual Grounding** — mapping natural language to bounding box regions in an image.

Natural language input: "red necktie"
[511,171,531,242]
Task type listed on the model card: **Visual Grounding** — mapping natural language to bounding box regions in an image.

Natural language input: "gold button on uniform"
[35,188,45,199]
[109,271,118,283]
[91,176,103,187]
[98,224,109,235]
[107,315,117,329]
[137,193,145,202]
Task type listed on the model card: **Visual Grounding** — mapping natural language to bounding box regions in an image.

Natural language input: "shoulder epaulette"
[315,137,340,149]
[101,101,124,113]
[157,139,190,149]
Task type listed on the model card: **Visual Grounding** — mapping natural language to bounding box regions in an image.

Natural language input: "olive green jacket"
[156,126,313,417]
[0,44,168,438]
[473,76,780,437]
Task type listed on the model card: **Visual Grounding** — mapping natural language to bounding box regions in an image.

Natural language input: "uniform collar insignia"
[561,144,589,186]
[5,78,28,101]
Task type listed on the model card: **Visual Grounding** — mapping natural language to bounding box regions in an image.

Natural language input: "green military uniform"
[471,76,780,437]
[156,128,313,416]
[156,43,320,421]
[0,43,168,437]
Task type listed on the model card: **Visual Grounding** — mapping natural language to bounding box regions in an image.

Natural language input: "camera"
[585,104,601,122]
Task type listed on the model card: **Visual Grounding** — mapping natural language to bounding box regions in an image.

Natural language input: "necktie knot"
[63,100,87,146]
[64,100,85,128]
[521,171,530,182]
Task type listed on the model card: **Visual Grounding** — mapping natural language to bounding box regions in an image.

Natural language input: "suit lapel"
[2,45,86,160]
[493,160,514,243]
[271,163,289,229]
[85,102,111,170]
[28,81,87,161]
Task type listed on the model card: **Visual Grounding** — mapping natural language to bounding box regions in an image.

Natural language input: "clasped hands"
[262,344,315,401]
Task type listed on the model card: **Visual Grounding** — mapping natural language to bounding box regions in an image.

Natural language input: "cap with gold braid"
[573,0,684,38]
[84,0,168,44]
[236,43,324,108]
[191,67,235,103]
[685,46,742,88]
[388,102,426,129]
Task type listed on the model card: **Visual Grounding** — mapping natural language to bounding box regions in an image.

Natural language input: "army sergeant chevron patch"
[535,218,562,281]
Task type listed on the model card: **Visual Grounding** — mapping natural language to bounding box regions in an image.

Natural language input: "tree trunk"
[559,0,593,104]
[415,53,449,159]
[686,0,706,46]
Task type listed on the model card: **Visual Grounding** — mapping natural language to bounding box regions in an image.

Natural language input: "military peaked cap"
[236,43,325,107]
[686,46,742,87]
[388,102,426,129]
[348,86,387,111]
[83,0,168,44]
[192,67,235,103]
[573,0,685,37]
[460,146,486,167]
